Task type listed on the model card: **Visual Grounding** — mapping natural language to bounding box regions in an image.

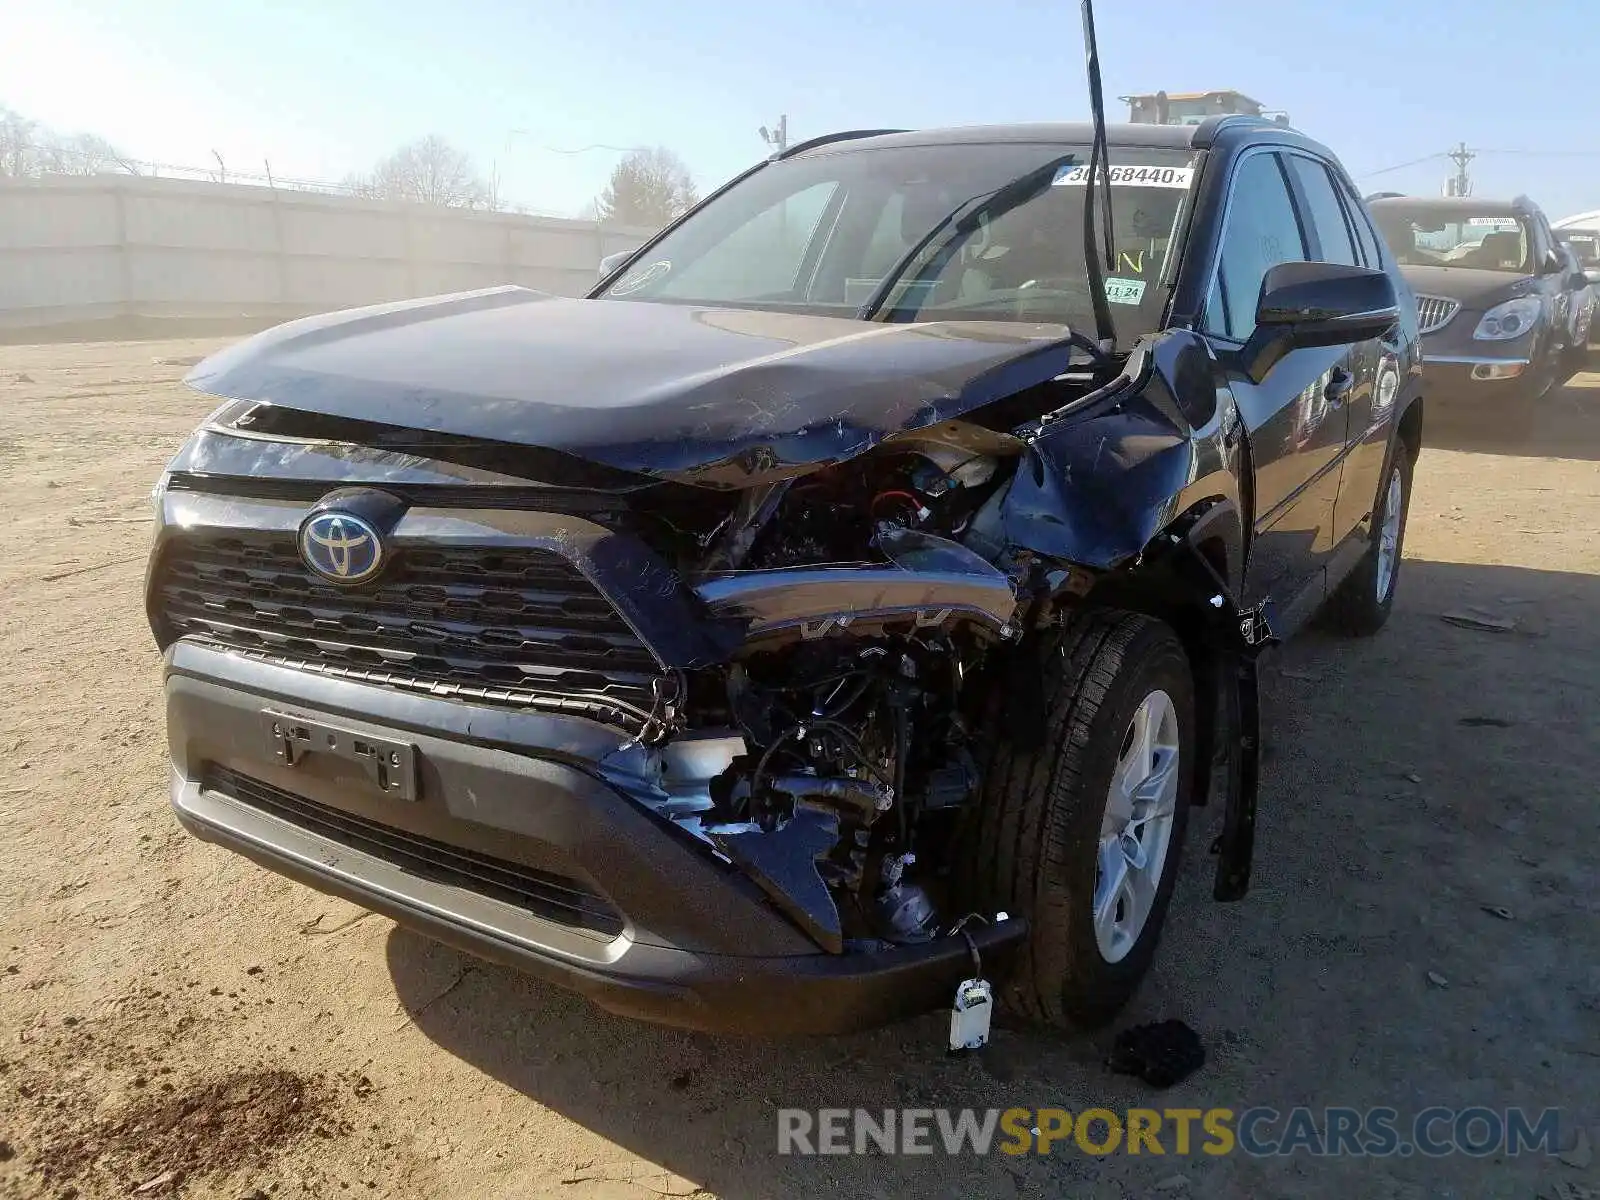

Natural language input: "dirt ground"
[1,338,1596,1200]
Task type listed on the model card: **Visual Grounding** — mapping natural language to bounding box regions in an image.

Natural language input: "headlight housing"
[1472,296,1542,340]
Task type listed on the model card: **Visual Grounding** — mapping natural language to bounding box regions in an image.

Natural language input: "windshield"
[597,142,1200,339]
[1562,231,1600,268]
[1370,206,1531,272]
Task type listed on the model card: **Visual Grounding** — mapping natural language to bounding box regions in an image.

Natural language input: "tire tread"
[963,609,1166,1026]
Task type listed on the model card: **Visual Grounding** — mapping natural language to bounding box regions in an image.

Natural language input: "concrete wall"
[0,174,653,334]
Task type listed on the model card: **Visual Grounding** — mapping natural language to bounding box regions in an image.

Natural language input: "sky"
[4,0,1598,222]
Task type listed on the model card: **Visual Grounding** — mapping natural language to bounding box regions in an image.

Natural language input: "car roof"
[1368,194,1535,217]
[784,120,1285,158]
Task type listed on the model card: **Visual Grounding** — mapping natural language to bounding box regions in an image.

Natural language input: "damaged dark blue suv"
[148,117,1422,1036]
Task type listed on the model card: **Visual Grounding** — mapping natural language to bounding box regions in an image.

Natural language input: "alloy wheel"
[1093,688,1181,964]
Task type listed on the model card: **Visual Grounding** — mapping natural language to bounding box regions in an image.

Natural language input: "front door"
[1201,149,1353,630]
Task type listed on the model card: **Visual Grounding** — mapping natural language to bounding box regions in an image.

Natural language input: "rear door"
[1200,149,1354,630]
[1335,171,1406,547]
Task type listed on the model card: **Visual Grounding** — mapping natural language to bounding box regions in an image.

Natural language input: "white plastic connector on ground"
[949,978,994,1051]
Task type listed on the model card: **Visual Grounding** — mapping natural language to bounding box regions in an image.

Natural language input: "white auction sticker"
[1105,276,1147,305]
[1467,216,1519,228]
[1053,163,1194,189]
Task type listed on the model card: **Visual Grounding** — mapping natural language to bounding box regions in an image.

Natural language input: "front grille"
[203,766,625,936]
[154,531,664,729]
[1415,294,1461,335]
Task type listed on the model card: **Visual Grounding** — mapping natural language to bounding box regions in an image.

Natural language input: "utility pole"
[759,115,789,156]
[1446,141,1474,197]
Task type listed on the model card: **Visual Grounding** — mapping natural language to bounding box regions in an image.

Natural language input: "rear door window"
[1342,190,1383,268]
[1287,156,1358,267]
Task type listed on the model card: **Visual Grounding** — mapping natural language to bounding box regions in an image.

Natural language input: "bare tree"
[344,135,494,208]
[594,147,699,229]
[0,106,42,177]
[39,133,139,176]
[0,106,136,177]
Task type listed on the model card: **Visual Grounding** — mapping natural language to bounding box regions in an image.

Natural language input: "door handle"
[1325,367,1354,406]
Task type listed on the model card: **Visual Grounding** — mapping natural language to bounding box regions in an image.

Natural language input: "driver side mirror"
[1541,248,1565,275]
[1240,261,1399,384]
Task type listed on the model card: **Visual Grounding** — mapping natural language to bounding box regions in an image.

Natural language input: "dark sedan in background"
[1369,194,1575,437]
[1557,226,1600,349]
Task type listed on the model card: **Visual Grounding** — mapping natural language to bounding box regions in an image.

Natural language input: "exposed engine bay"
[601,436,1031,954]
[738,443,1005,572]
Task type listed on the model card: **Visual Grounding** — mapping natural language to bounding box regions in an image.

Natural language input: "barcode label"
[1053,164,1194,189]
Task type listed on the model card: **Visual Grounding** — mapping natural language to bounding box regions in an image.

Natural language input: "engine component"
[874,851,937,942]
[764,772,893,816]
[922,750,980,810]
[733,449,1006,572]
[876,882,938,943]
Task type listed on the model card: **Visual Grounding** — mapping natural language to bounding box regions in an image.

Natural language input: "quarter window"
[1288,156,1358,267]
[1344,192,1382,268]
[1206,153,1309,342]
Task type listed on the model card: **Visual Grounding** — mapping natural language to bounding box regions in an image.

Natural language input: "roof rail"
[777,129,907,160]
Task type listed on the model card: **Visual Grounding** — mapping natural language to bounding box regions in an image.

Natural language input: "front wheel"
[959,610,1195,1030]
[1561,335,1590,381]
[1326,438,1414,635]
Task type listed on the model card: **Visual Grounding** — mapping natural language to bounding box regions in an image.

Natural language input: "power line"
[1360,145,1600,179]
[504,131,647,156]
[1473,147,1600,158]
[1357,152,1450,179]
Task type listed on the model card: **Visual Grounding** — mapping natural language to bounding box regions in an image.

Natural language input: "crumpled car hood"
[186,285,1082,486]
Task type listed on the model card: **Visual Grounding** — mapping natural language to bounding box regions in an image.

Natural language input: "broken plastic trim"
[1167,533,1276,902]
[710,805,845,953]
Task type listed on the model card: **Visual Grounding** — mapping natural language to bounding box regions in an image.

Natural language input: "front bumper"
[165,641,1025,1034]
[1419,316,1545,412]
[1419,354,1535,413]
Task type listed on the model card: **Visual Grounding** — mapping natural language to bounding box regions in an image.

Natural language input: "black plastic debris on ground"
[1106,1019,1205,1088]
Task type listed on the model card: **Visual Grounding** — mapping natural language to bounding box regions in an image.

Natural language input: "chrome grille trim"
[151,495,672,733]
[1415,294,1461,335]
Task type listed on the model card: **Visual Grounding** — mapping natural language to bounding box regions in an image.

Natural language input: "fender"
[998,329,1244,579]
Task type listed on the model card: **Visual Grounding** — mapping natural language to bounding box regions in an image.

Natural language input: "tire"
[960,610,1195,1030]
[1501,389,1538,443]
[1325,436,1414,636]
[1560,338,1589,382]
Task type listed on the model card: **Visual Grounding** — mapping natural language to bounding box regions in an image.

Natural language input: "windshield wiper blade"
[856,153,1078,322]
